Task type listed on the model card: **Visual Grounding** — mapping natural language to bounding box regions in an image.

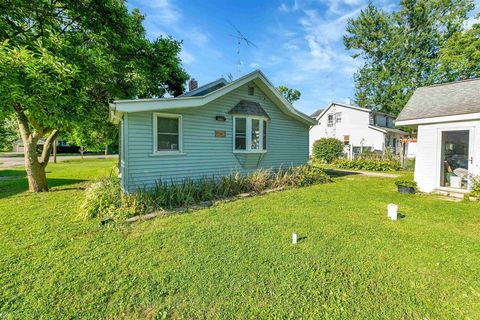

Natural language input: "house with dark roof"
[309,102,407,157]
[396,78,480,193]
[110,70,316,192]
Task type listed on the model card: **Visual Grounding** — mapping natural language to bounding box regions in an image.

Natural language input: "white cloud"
[180,50,195,64]
[465,16,480,29]
[249,62,260,68]
[135,0,213,50]
[279,3,290,13]
[464,0,480,30]
[187,27,209,47]
[145,0,180,25]
[320,0,366,15]
[278,0,299,13]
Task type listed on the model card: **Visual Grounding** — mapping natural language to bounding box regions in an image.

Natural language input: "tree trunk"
[104,145,108,156]
[53,139,57,164]
[14,104,58,192]
[23,139,48,192]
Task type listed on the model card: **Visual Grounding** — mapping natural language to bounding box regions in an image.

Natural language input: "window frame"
[232,115,268,154]
[335,112,342,123]
[327,114,334,127]
[153,112,183,155]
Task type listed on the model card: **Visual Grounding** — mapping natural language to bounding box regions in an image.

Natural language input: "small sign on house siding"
[215,130,226,137]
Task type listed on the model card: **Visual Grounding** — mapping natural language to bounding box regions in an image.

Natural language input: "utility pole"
[53,139,57,164]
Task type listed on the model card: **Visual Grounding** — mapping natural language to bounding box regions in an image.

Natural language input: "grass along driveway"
[0,160,479,318]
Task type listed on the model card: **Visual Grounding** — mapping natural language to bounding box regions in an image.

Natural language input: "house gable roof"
[314,102,371,121]
[228,100,270,119]
[368,125,407,135]
[112,70,316,126]
[396,78,480,125]
[310,108,324,118]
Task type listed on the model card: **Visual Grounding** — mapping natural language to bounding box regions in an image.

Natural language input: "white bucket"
[388,204,398,221]
[450,176,462,189]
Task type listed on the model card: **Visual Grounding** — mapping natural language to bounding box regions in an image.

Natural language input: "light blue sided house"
[110,70,316,192]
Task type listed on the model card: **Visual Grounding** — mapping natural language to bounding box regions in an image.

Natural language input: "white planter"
[388,204,398,221]
[450,176,462,189]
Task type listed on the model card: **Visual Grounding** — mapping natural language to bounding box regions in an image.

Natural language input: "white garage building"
[396,79,480,193]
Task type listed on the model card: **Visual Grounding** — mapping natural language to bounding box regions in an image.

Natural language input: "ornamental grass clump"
[81,172,122,219]
[82,165,331,220]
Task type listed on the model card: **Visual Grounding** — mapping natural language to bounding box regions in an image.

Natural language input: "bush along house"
[110,70,317,192]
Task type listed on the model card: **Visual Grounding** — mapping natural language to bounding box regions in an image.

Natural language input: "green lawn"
[1,160,479,319]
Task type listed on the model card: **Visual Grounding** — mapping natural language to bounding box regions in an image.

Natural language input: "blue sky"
[126,0,479,115]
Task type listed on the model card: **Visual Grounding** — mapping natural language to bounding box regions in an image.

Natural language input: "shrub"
[395,179,417,189]
[404,157,416,171]
[81,173,123,219]
[469,175,480,199]
[334,158,401,171]
[287,164,332,187]
[313,138,344,163]
[82,165,332,220]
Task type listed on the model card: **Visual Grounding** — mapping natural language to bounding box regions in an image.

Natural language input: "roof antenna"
[229,24,257,78]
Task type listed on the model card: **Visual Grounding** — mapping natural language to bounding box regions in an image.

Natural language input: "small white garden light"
[388,204,398,221]
[292,231,298,244]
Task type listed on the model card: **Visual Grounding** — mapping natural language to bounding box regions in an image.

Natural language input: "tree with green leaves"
[0,118,18,151]
[438,20,480,81]
[0,1,189,192]
[344,0,474,115]
[277,86,301,103]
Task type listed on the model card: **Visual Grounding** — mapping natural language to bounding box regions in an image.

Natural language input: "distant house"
[110,70,317,192]
[12,139,73,153]
[309,102,407,157]
[396,79,480,193]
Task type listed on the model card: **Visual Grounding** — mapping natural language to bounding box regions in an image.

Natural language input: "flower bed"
[82,165,332,221]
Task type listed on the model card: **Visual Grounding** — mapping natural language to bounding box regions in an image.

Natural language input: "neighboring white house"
[396,79,480,193]
[309,102,407,157]
[12,139,71,153]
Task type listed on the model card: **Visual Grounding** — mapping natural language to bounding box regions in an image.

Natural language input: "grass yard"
[0,160,479,319]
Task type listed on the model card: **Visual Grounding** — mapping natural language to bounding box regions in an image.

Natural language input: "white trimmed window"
[327,114,334,127]
[153,113,183,153]
[335,112,342,123]
[233,116,267,153]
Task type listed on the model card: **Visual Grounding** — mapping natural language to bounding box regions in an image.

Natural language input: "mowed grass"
[0,160,479,319]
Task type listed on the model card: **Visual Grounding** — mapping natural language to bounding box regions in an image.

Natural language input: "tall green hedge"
[312,138,344,163]
[334,158,401,171]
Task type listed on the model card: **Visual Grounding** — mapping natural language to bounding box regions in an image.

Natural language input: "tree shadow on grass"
[324,169,362,178]
[0,170,85,199]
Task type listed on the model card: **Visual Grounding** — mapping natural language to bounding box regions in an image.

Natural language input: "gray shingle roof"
[397,78,480,121]
[179,78,228,97]
[310,108,324,118]
[228,100,270,119]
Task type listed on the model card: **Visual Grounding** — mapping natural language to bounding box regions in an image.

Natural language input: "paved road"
[0,154,118,169]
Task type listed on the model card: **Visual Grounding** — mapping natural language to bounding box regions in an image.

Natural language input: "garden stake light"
[388,204,398,221]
